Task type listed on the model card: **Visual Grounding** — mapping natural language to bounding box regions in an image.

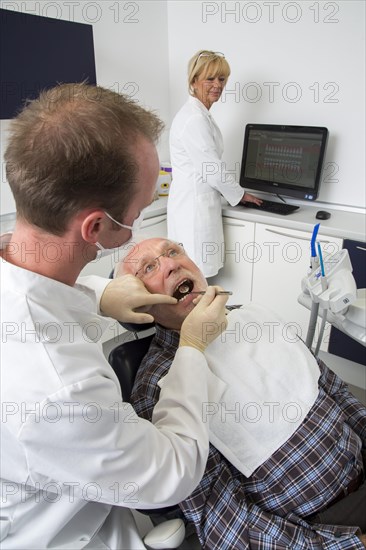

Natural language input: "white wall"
[167,0,365,210]
[1,0,365,214]
[1,0,171,215]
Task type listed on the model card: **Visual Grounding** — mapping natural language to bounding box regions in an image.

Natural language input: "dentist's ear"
[80,210,106,244]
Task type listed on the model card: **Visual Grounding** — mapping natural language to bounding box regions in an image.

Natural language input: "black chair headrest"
[108,333,155,402]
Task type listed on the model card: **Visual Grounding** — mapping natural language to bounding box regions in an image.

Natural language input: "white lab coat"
[168,96,244,277]
[0,240,226,549]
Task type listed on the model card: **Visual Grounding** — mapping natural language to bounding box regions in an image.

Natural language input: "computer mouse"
[316,210,331,220]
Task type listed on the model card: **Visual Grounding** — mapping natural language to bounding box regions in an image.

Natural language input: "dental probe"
[189,291,233,295]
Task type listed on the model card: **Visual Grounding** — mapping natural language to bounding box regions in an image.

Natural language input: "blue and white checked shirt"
[130,323,366,549]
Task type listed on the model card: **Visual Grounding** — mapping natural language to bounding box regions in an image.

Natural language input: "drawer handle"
[264,228,330,243]
[223,221,248,228]
[356,246,366,252]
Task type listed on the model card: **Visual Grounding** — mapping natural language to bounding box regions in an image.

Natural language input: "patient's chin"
[157,317,184,331]
[154,308,186,332]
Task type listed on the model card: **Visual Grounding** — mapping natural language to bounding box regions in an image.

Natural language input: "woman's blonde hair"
[188,50,231,95]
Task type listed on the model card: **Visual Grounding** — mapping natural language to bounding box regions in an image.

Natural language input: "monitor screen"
[240,124,329,201]
[0,8,96,119]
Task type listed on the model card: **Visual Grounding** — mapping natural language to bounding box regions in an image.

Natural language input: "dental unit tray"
[299,248,366,347]
[302,249,356,314]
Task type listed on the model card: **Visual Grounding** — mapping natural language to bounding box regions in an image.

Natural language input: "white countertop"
[146,197,366,243]
[222,202,366,242]
[144,196,168,219]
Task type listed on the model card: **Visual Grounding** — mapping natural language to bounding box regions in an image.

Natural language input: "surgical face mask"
[95,210,145,260]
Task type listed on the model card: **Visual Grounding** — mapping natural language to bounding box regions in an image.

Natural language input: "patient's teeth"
[179,284,190,294]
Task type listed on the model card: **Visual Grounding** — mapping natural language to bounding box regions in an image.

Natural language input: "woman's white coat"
[168,96,244,277]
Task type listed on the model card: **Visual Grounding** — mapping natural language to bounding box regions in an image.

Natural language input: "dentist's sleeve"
[77,275,110,314]
[145,346,228,506]
[20,346,227,509]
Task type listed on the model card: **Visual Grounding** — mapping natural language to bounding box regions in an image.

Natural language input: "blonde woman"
[168,50,261,277]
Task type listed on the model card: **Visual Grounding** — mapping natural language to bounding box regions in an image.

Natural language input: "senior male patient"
[116,237,366,550]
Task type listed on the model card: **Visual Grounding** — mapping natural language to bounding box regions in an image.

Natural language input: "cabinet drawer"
[210,218,255,305]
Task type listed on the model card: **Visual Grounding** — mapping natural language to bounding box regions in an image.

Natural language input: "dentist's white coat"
[0,247,226,549]
[168,96,244,277]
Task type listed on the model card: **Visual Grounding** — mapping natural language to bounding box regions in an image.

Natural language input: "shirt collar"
[154,323,180,348]
[188,95,211,115]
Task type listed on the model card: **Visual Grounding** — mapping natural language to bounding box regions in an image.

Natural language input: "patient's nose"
[160,255,181,275]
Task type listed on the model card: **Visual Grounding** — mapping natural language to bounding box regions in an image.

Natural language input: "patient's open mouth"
[172,279,194,301]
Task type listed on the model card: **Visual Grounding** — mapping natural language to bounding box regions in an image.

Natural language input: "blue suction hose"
[305,224,321,348]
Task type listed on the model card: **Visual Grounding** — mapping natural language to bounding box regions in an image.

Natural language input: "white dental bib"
[203,304,320,477]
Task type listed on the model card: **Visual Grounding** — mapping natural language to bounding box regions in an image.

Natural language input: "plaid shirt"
[130,322,366,550]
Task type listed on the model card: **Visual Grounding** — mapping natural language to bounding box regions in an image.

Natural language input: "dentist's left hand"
[100,274,177,323]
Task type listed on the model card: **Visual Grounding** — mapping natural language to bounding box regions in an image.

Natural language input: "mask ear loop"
[104,210,145,232]
[95,210,146,259]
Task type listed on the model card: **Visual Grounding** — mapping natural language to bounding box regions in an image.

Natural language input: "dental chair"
[108,330,154,402]
[108,326,201,550]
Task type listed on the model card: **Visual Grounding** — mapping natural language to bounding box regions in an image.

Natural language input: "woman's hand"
[241,192,262,206]
[179,286,229,353]
[100,274,177,324]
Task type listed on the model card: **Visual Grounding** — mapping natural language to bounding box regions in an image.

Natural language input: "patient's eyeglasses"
[135,243,185,281]
[192,51,225,72]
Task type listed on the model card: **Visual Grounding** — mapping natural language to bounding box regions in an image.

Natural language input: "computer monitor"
[239,124,329,201]
[0,8,96,119]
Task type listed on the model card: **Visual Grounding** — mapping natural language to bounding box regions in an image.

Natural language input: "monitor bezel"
[239,124,329,201]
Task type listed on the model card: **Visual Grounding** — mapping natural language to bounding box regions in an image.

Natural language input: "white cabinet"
[210,217,255,305]
[213,219,342,351]
[251,223,342,351]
